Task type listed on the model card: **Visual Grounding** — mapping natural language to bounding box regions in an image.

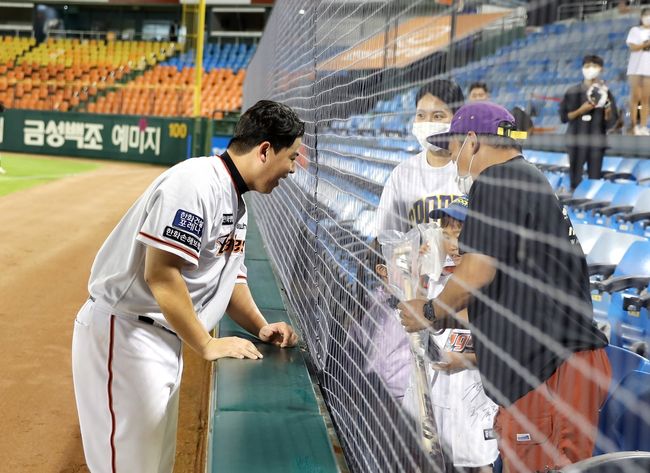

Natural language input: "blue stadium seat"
[606,158,641,183]
[633,160,650,185]
[588,232,645,328]
[562,179,605,207]
[612,188,650,237]
[604,345,650,393]
[596,242,650,349]
[587,231,646,280]
[601,157,624,177]
[590,185,645,227]
[595,370,650,454]
[569,182,623,223]
[574,224,616,256]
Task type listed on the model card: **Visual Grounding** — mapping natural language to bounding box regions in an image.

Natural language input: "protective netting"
[244,1,650,472]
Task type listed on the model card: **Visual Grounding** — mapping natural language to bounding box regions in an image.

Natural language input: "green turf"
[0,153,99,196]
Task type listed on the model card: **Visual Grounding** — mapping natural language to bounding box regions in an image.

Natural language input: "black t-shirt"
[559,83,618,149]
[459,157,607,406]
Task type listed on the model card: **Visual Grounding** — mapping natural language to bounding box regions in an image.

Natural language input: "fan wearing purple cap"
[399,102,610,472]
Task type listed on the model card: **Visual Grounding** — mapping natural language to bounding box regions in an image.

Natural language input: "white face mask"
[453,135,476,194]
[412,121,451,152]
[582,66,601,81]
[642,16,650,26]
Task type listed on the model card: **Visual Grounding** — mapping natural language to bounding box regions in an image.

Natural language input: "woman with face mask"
[375,79,464,236]
[626,8,650,135]
[559,55,619,191]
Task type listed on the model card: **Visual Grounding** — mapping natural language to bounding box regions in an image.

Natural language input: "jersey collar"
[220,151,249,196]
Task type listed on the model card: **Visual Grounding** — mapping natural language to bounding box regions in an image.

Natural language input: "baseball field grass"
[0,152,100,197]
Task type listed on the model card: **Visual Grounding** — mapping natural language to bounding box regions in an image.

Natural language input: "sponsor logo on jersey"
[172,209,204,238]
[409,194,459,225]
[216,236,245,256]
[163,226,201,253]
[516,433,532,442]
[222,213,234,226]
[443,329,474,353]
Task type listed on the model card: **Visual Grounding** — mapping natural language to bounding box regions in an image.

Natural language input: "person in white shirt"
[375,79,464,235]
[72,100,303,473]
[626,7,650,135]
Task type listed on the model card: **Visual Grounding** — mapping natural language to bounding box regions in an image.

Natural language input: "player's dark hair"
[415,79,465,113]
[582,55,604,67]
[0,102,5,113]
[228,100,305,154]
[469,81,489,95]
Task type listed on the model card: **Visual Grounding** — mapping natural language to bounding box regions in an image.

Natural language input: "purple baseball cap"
[427,101,526,148]
[450,102,516,134]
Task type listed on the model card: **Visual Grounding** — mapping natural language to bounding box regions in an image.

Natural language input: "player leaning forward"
[72,100,303,472]
[399,102,611,472]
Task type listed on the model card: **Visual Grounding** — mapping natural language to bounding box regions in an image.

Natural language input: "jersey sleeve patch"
[172,209,204,238]
[163,226,201,253]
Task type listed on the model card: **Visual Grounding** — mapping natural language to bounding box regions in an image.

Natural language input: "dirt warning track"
[0,158,209,472]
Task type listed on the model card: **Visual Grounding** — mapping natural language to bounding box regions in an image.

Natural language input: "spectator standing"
[560,55,618,190]
[468,82,533,134]
[626,8,650,135]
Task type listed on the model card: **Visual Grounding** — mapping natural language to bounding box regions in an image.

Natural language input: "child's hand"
[419,242,430,256]
[432,352,475,373]
[397,299,431,332]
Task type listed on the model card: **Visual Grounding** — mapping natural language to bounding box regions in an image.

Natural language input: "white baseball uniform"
[375,150,461,235]
[72,153,249,473]
[402,274,499,468]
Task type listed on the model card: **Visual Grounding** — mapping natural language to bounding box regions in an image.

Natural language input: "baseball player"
[375,79,464,236]
[72,100,304,473]
[401,196,498,473]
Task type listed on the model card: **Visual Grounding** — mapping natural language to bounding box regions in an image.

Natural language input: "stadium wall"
[0,109,238,165]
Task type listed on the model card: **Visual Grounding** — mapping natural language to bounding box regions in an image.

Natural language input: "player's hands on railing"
[201,336,264,361]
[398,299,431,333]
[258,322,299,348]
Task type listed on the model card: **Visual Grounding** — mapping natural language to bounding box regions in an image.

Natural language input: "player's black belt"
[137,316,177,336]
[88,295,177,336]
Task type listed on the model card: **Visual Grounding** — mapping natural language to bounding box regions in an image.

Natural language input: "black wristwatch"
[423,299,436,323]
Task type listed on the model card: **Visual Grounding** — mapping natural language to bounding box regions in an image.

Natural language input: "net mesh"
[243,1,650,472]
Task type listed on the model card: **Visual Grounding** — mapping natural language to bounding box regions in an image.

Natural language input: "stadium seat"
[589,233,647,336]
[594,242,650,349]
[589,185,645,227]
[595,371,650,455]
[603,345,650,393]
[573,224,616,256]
[612,188,650,237]
[605,158,641,183]
[569,182,623,223]
[633,160,650,185]
[561,179,605,207]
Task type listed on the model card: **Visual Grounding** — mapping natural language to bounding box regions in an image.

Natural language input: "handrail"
[557,0,612,21]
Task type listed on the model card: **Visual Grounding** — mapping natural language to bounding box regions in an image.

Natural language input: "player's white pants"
[72,298,183,473]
